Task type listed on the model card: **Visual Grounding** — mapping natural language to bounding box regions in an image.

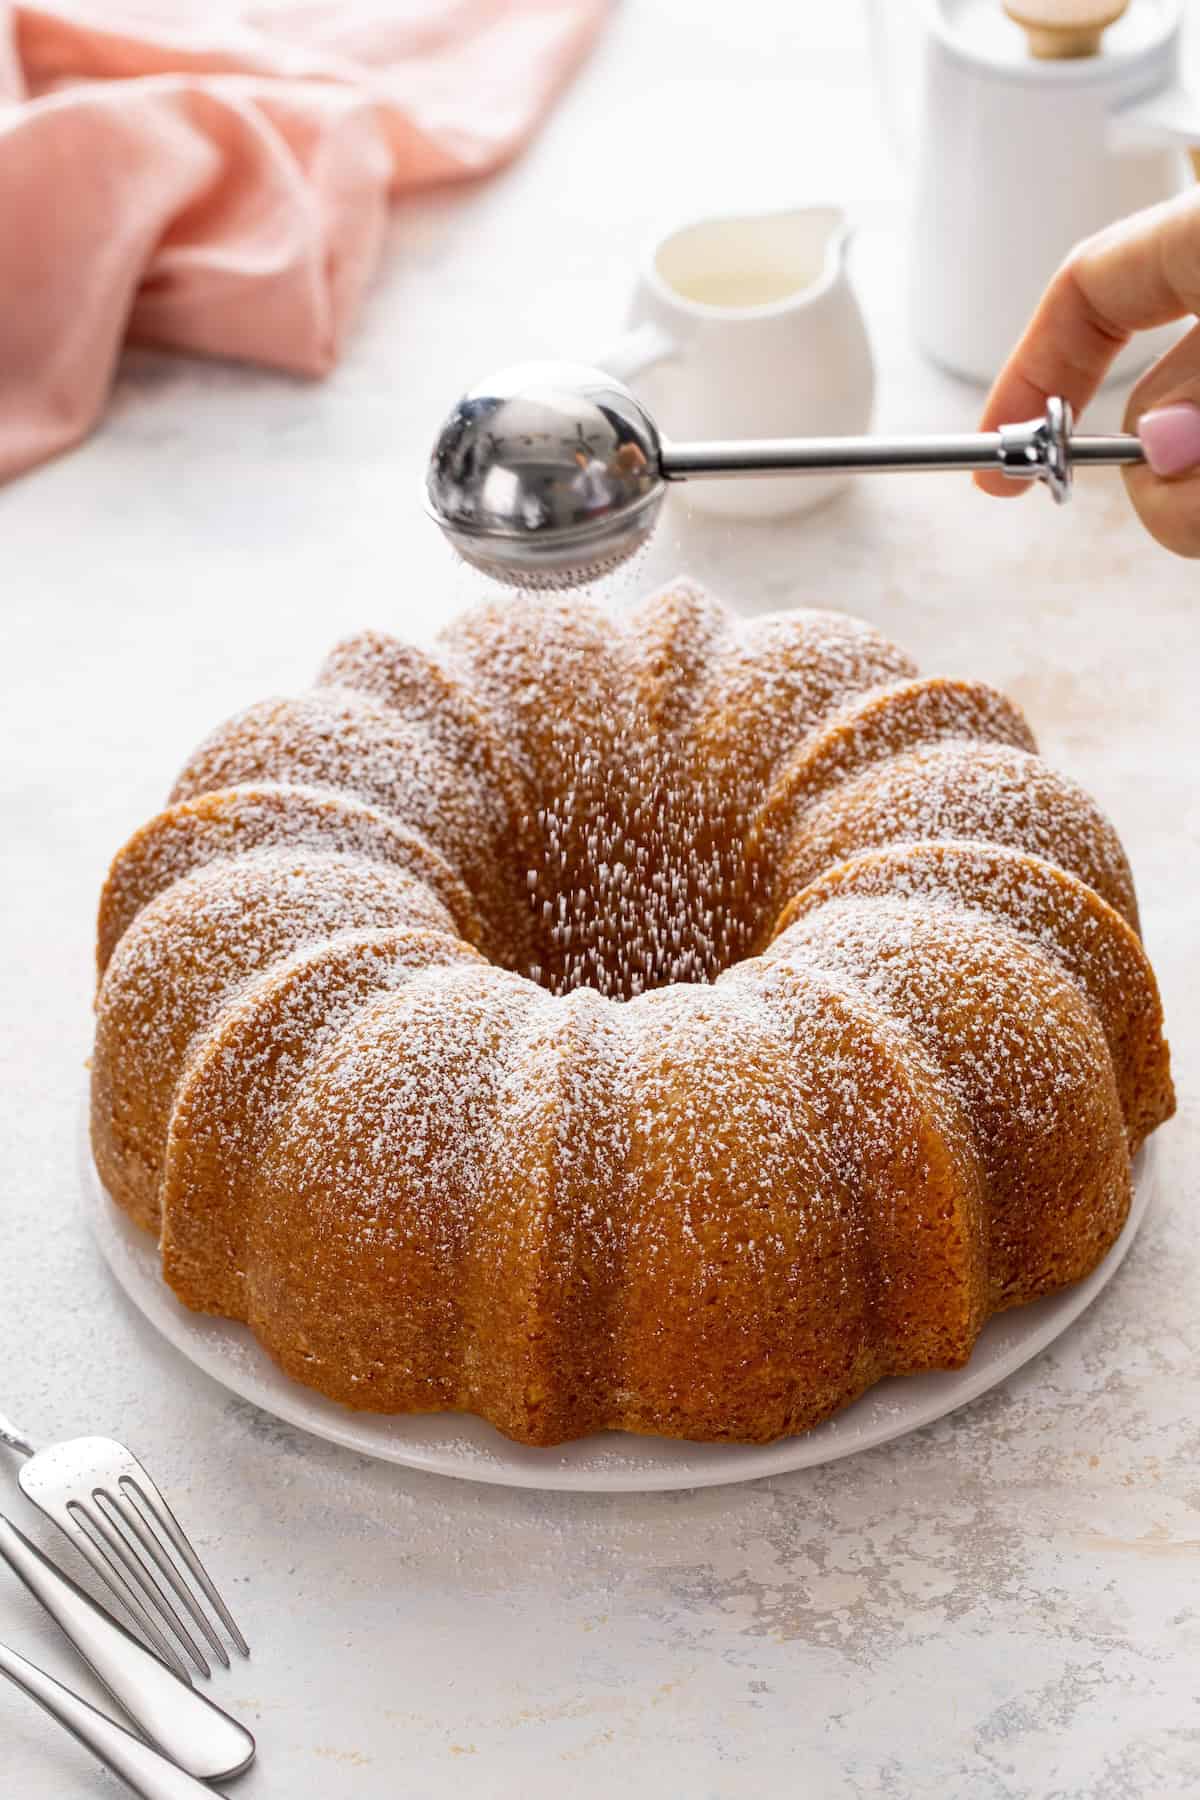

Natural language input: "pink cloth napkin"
[0,0,608,481]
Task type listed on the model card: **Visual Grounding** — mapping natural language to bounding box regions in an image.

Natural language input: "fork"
[0,1410,248,1685]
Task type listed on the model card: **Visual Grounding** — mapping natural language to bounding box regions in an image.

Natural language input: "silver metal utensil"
[0,1515,254,1780]
[0,1411,248,1683]
[0,1635,231,1800]
[424,362,1147,588]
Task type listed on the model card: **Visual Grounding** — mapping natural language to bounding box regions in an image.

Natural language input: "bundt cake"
[90,582,1174,1446]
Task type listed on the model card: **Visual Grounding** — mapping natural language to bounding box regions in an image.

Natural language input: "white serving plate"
[82,1109,1158,1493]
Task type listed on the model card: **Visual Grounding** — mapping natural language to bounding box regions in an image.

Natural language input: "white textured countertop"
[2,4,1198,1795]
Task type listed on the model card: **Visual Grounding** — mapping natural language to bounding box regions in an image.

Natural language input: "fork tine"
[122,1474,249,1658]
[67,1498,211,1678]
[59,1504,193,1684]
[98,1486,229,1670]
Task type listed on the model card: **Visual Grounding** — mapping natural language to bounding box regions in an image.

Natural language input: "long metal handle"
[0,1516,254,1781]
[660,398,1144,506]
[662,430,1144,477]
[1070,436,1147,466]
[0,1637,227,1800]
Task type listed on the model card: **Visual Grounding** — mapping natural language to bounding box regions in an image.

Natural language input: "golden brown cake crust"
[90,584,1175,1446]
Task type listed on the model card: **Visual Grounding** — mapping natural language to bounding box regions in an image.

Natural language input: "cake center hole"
[519,731,749,1002]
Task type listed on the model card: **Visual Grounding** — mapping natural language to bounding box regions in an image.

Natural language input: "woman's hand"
[976,184,1200,555]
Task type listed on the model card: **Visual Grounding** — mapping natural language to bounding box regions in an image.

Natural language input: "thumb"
[1124,319,1200,558]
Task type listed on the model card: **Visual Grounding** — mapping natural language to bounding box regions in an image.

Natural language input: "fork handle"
[0,1410,35,1457]
[0,1637,227,1799]
[0,1517,254,1782]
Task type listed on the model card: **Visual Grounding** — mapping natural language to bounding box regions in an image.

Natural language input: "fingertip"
[973,470,1030,499]
[1136,401,1200,477]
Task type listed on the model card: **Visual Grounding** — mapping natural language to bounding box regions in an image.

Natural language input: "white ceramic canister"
[905,0,1199,385]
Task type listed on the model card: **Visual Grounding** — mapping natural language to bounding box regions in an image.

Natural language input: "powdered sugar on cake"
[88,578,1176,1446]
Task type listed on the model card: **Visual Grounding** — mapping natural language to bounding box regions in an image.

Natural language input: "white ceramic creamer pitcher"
[880,0,1200,385]
[598,205,875,519]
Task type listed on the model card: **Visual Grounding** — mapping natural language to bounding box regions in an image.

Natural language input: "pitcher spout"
[645,203,856,315]
[804,204,854,294]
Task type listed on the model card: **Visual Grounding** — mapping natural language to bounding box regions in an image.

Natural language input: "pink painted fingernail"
[1138,402,1200,476]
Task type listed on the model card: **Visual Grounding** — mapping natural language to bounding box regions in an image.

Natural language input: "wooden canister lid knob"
[1003,0,1129,58]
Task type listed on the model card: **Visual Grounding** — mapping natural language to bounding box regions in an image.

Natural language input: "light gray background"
[2,4,1197,1794]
